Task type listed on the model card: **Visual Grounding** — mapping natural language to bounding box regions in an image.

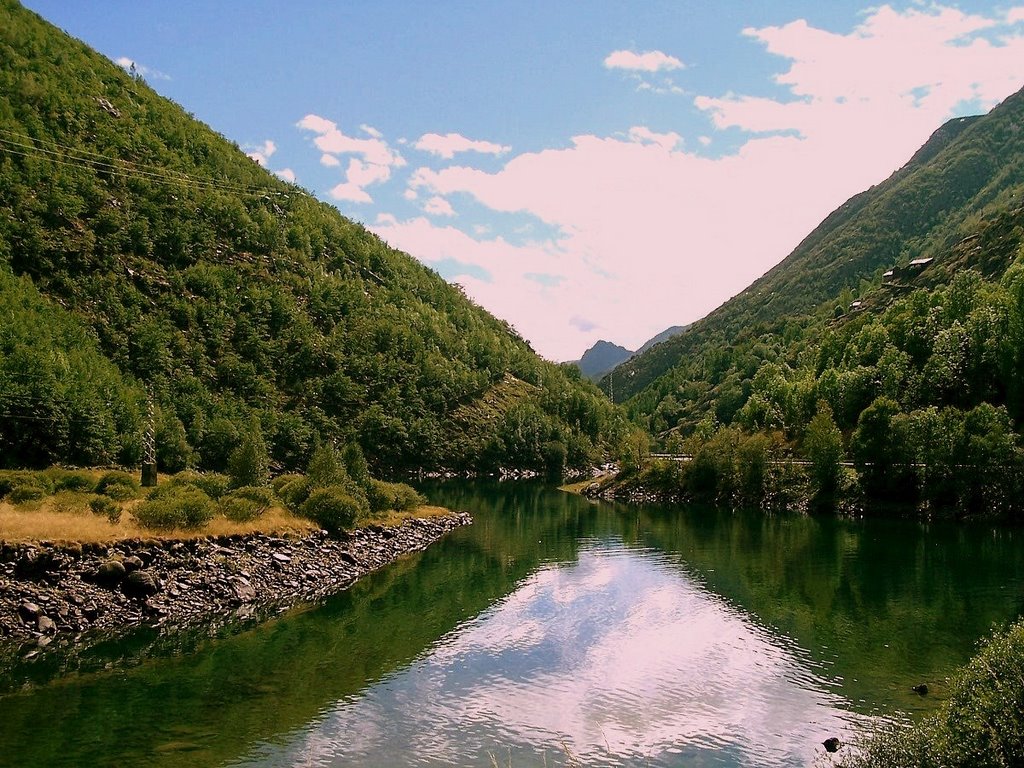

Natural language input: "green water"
[2,482,1023,767]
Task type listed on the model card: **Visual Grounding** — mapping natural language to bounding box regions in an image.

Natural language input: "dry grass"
[364,504,453,528]
[0,476,453,544]
[0,493,317,544]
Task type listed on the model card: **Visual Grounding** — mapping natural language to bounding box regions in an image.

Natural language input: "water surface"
[3,482,1022,767]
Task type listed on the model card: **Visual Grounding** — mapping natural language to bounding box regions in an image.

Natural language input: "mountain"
[635,325,688,356]
[0,0,626,475]
[569,326,688,382]
[608,85,1024,436]
[573,340,633,381]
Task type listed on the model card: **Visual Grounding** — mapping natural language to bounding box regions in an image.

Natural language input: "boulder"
[122,570,161,599]
[94,559,127,587]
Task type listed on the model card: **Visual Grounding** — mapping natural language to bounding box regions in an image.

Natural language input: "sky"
[22,1,1024,361]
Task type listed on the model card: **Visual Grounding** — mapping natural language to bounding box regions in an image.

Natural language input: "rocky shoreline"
[0,512,471,659]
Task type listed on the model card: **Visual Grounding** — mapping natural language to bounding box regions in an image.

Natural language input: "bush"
[838,619,1024,767]
[300,485,363,534]
[43,467,95,493]
[272,473,303,495]
[0,470,51,500]
[89,495,122,524]
[134,486,215,530]
[167,470,230,500]
[219,485,275,522]
[367,479,425,513]
[95,470,140,501]
[277,476,312,511]
[9,484,45,504]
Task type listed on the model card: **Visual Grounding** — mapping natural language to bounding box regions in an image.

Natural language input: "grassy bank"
[0,463,440,544]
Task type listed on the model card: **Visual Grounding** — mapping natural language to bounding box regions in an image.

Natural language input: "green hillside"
[0,0,625,475]
[609,95,1024,409]
[601,88,1024,515]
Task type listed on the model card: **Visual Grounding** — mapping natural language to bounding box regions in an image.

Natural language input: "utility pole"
[141,390,157,487]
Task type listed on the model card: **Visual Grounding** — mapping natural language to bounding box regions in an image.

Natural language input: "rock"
[37,615,57,634]
[122,570,161,600]
[912,683,929,696]
[95,559,127,587]
[17,601,43,623]
[14,549,52,580]
[122,556,144,573]
[272,552,291,564]
[230,579,256,604]
[823,737,841,753]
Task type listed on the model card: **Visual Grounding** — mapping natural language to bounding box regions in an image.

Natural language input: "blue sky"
[23,1,1024,360]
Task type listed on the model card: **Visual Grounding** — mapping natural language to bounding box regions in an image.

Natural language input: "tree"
[803,403,843,503]
[227,416,269,488]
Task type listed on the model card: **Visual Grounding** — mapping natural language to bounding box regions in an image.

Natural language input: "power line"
[0,129,291,200]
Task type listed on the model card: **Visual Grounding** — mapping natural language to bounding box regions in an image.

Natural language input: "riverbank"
[0,510,471,659]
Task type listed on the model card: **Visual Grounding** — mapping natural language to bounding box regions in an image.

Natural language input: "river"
[2,481,1023,767]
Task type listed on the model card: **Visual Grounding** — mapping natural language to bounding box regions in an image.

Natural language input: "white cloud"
[604,49,684,72]
[246,139,277,167]
[115,56,170,81]
[274,167,296,183]
[628,126,682,151]
[299,114,406,203]
[1009,7,1024,24]
[414,132,512,160]
[376,212,398,226]
[424,196,456,217]
[329,182,373,204]
[346,157,391,187]
[373,5,1024,361]
[297,114,406,168]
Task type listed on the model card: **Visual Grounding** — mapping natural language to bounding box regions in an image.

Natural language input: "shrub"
[838,619,1024,767]
[367,479,425,513]
[272,473,303,495]
[43,467,95,493]
[95,470,140,501]
[167,470,230,500]
[0,470,51,499]
[300,485,362,534]
[89,495,122,524]
[134,486,215,530]
[219,485,275,522]
[9,484,45,504]
[277,476,312,511]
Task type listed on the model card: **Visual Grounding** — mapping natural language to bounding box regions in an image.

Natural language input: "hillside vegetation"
[604,85,1024,516]
[0,0,627,476]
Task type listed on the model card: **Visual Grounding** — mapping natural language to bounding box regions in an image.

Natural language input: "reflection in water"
[1,482,1022,768]
[234,542,866,767]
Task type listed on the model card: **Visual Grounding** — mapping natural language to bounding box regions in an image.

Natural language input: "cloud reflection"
[233,542,871,767]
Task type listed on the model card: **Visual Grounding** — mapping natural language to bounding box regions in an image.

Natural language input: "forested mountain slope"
[0,0,624,474]
[612,85,1024,430]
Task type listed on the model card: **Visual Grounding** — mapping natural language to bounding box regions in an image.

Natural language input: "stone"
[122,556,144,573]
[17,602,43,623]
[95,559,127,587]
[272,552,291,564]
[37,615,57,634]
[912,683,929,696]
[823,737,841,753]
[122,570,161,600]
